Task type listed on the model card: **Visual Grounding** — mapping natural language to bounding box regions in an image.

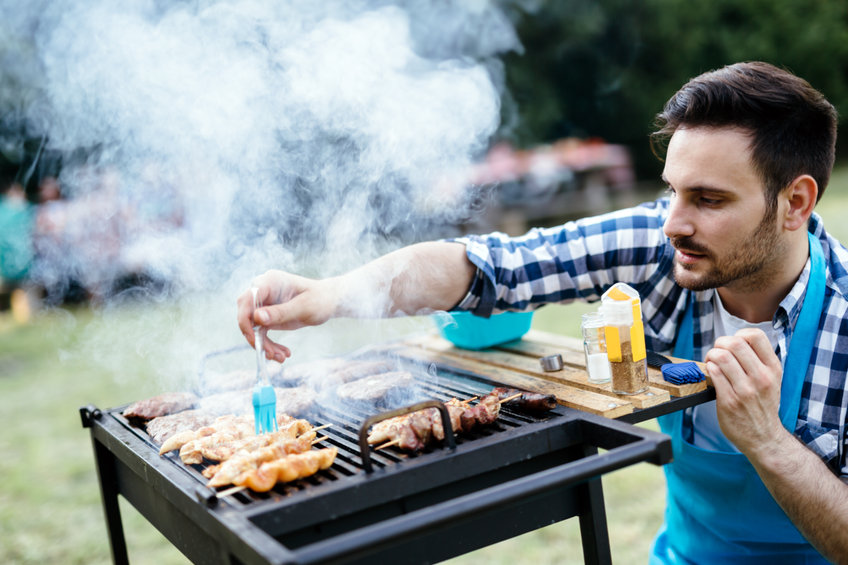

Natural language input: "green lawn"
[2,165,847,564]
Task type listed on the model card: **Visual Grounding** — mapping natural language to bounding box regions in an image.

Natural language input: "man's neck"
[717,232,811,323]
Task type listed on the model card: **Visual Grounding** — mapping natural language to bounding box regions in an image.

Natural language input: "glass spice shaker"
[600,283,649,395]
[581,312,611,384]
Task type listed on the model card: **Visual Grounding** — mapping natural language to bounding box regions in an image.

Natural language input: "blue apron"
[651,232,828,564]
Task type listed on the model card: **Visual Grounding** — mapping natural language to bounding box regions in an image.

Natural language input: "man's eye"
[664,186,676,197]
[699,197,721,206]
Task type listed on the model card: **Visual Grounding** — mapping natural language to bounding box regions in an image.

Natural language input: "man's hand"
[706,328,848,562]
[236,241,476,364]
[704,328,786,457]
[236,270,339,363]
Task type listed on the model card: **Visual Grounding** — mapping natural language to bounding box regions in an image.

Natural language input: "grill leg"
[92,439,130,565]
[577,474,612,564]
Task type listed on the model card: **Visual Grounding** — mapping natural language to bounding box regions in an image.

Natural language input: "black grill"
[81,356,676,565]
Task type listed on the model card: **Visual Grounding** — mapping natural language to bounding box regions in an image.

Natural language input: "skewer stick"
[217,485,247,498]
[461,396,478,405]
[498,393,523,404]
[311,435,329,445]
[308,423,333,433]
[375,439,399,450]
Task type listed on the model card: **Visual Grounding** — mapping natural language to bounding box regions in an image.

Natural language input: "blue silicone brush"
[251,287,277,434]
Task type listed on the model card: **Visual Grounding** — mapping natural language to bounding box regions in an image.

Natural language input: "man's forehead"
[663,126,759,190]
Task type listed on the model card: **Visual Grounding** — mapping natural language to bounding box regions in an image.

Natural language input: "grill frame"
[82,405,671,565]
[81,356,682,565]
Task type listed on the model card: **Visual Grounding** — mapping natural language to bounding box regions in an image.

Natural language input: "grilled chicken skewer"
[238,448,338,492]
[204,431,318,486]
[159,413,306,456]
[157,408,336,492]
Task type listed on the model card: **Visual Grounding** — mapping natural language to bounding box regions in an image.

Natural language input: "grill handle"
[358,400,456,473]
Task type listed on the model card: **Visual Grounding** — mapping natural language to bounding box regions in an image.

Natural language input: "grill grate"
[137,360,558,509]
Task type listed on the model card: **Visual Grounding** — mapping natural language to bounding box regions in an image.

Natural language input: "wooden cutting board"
[394,345,635,418]
[398,330,710,418]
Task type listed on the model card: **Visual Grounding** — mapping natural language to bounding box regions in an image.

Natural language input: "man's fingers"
[711,333,769,383]
[706,328,782,402]
[262,339,292,363]
[706,344,757,398]
[236,290,258,341]
[737,328,782,372]
[706,360,739,407]
[255,295,328,331]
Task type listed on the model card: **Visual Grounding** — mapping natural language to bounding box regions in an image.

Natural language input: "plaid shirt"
[452,198,848,476]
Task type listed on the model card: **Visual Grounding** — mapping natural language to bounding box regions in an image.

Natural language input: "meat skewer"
[205,431,318,486]
[159,413,307,456]
[498,393,523,404]
[217,484,247,498]
[366,393,501,452]
[492,387,557,413]
[238,447,338,492]
[375,439,399,450]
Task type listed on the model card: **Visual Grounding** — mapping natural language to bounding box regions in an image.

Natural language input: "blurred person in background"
[0,157,36,322]
[238,62,848,563]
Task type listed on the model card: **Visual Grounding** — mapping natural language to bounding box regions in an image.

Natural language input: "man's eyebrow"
[660,175,734,195]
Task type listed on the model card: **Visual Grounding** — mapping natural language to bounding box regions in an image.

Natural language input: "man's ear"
[782,175,818,232]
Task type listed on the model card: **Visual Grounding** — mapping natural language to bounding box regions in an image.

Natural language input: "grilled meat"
[122,392,199,422]
[277,358,394,386]
[199,369,255,395]
[205,432,319,487]
[324,360,396,384]
[145,409,216,445]
[154,408,330,492]
[492,387,557,413]
[236,447,338,492]
[200,417,312,463]
[159,413,310,460]
[367,394,501,451]
[196,386,316,418]
[456,394,500,430]
[178,416,257,464]
[335,370,415,403]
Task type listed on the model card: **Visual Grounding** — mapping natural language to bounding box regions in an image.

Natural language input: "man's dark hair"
[651,61,838,207]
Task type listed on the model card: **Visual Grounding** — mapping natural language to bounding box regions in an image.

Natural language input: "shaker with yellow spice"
[599,283,649,394]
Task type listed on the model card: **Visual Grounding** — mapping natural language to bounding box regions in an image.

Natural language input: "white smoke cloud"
[0,0,520,385]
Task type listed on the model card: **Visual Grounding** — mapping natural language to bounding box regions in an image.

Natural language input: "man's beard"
[670,209,782,292]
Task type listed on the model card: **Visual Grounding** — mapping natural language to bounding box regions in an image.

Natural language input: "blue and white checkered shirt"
[452,197,848,476]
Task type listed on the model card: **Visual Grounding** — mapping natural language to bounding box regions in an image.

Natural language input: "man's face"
[662,126,785,293]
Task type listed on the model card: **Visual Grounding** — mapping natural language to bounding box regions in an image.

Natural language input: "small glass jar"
[599,288,649,395]
[582,312,611,384]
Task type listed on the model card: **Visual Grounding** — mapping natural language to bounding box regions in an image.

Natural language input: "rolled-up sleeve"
[446,200,671,317]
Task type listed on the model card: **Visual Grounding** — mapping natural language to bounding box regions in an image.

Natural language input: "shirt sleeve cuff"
[445,236,497,318]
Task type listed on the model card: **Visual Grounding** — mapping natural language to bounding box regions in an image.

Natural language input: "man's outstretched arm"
[236,241,476,362]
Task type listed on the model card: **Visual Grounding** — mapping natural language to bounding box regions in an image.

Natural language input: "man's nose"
[663,197,695,240]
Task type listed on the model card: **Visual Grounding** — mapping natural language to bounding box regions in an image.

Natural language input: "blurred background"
[3,0,848,563]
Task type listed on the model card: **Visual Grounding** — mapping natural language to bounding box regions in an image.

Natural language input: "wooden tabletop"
[394,329,714,423]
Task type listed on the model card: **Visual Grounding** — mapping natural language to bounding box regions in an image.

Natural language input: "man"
[237,62,848,563]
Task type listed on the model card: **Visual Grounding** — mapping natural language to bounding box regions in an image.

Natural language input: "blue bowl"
[434,311,534,350]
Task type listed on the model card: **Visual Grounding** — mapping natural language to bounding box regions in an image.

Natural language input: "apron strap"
[672,295,694,360]
[778,232,826,430]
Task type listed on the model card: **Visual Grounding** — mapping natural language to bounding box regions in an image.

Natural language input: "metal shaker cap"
[540,354,564,372]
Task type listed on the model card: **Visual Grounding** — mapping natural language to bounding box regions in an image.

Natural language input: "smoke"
[0,0,520,386]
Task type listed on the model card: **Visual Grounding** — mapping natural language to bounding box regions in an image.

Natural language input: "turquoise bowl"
[434,311,535,350]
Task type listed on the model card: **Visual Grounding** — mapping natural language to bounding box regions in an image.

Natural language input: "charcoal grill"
[81,356,675,565]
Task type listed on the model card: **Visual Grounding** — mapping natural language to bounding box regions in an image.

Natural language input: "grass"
[2,164,847,564]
